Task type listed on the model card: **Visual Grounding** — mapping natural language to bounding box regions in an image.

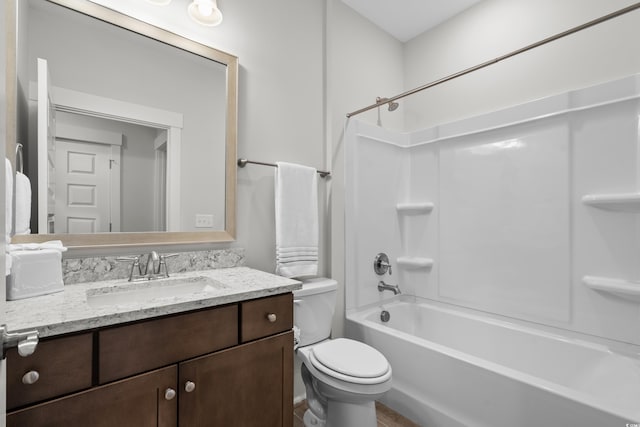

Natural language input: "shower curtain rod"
[346,2,640,118]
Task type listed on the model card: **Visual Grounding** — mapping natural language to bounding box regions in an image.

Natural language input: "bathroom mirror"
[9,0,237,248]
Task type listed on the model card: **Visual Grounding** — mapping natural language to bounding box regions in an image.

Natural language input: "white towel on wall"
[5,158,13,239]
[275,162,318,278]
[15,171,31,235]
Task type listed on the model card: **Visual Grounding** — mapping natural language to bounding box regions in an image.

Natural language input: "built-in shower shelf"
[396,202,434,214]
[396,257,434,269]
[581,193,640,212]
[582,276,640,303]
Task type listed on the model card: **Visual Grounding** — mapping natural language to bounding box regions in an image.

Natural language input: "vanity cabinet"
[7,293,293,427]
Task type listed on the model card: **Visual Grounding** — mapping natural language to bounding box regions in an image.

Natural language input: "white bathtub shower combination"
[347,298,640,426]
[345,75,640,427]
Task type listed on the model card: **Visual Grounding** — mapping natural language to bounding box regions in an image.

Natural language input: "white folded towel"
[15,171,31,235]
[9,239,67,253]
[5,158,13,239]
[275,162,318,278]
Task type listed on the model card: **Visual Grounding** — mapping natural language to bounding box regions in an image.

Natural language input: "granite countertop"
[6,267,301,338]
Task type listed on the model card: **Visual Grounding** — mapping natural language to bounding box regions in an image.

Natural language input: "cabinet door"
[179,331,293,427]
[7,365,177,427]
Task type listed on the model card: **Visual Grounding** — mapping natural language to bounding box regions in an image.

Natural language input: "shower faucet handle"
[373,253,392,275]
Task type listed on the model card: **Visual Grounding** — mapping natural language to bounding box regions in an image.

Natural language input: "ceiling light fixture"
[188,0,223,27]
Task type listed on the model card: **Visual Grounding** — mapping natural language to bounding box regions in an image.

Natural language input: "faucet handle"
[116,256,142,281]
[156,253,178,278]
[373,253,392,275]
[116,256,139,262]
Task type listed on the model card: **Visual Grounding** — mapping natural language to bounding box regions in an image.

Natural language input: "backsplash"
[62,248,245,285]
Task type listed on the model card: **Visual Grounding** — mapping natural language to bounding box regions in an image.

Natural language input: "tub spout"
[378,280,401,295]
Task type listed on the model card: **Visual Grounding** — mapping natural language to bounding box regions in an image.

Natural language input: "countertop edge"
[35,284,300,338]
[7,267,302,338]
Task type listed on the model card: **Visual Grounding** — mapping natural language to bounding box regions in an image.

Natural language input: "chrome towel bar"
[237,158,330,178]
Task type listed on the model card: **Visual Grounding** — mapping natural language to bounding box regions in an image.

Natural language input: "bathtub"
[346,296,640,427]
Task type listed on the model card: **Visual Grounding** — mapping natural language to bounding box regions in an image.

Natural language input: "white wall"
[403,0,640,130]
[343,122,408,312]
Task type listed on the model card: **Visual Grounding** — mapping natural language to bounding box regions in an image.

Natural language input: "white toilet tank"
[293,278,338,347]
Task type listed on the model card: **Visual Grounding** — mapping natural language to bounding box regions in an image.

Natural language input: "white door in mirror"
[55,139,118,233]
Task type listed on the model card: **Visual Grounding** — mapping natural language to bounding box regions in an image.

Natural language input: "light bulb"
[188,0,222,26]
[197,2,213,17]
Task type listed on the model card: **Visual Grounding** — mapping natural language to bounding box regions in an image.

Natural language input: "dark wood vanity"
[6,293,293,427]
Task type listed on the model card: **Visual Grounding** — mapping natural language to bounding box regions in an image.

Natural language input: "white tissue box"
[7,249,64,300]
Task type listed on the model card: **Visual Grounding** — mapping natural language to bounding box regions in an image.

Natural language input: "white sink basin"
[86,276,223,308]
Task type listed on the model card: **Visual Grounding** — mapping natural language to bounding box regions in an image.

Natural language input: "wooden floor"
[293,401,421,427]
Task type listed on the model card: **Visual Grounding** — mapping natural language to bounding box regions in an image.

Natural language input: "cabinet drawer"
[99,304,238,384]
[7,333,93,410]
[241,293,293,343]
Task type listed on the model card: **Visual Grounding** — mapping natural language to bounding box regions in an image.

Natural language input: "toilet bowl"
[294,278,392,427]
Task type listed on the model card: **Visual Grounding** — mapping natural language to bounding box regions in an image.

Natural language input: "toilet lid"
[310,338,390,381]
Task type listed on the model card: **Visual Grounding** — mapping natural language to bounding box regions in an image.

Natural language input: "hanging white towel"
[5,158,13,239]
[15,171,31,235]
[275,162,318,278]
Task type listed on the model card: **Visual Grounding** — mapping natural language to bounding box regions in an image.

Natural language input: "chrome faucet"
[117,251,178,281]
[145,251,161,276]
[378,280,401,295]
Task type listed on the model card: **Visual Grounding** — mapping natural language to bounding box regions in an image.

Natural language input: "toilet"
[294,278,392,427]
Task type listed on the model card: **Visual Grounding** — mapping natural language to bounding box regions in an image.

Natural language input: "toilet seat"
[308,338,391,385]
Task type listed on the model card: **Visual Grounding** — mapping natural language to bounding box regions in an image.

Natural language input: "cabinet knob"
[267,313,277,323]
[164,388,176,400]
[22,370,40,385]
[184,381,196,393]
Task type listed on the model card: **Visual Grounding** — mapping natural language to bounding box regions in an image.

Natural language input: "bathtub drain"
[380,310,390,322]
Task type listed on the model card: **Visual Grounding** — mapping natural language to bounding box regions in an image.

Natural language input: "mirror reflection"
[16,0,234,241]
[52,111,169,234]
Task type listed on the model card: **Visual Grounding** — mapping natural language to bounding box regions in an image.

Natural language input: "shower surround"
[344,74,640,426]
